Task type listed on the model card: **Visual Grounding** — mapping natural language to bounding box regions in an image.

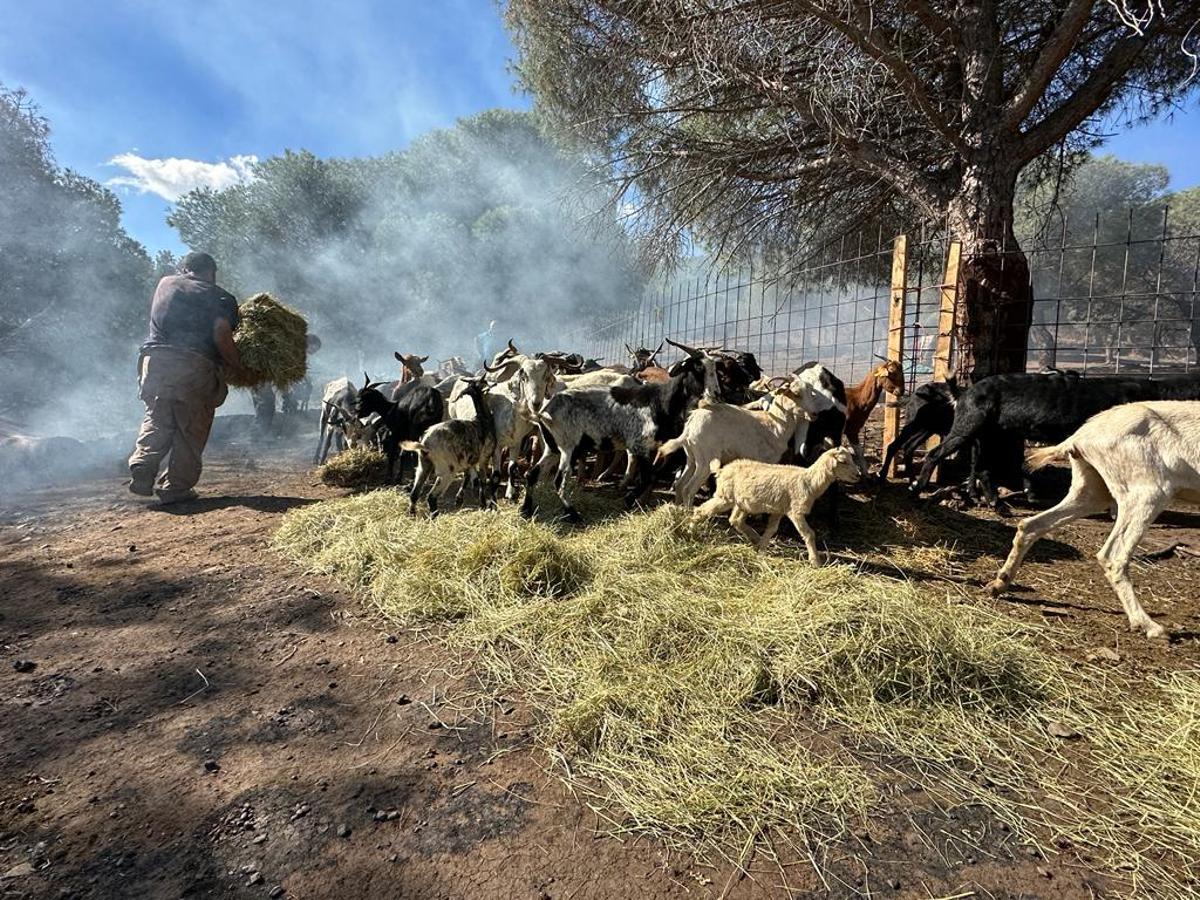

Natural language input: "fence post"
[927,240,962,453]
[882,234,908,474]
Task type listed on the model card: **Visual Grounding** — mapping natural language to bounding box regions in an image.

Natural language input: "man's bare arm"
[213,318,245,377]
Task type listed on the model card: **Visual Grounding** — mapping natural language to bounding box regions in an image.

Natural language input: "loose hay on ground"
[273,494,1200,894]
[316,447,389,488]
[227,292,308,389]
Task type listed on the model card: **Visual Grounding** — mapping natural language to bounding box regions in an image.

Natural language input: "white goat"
[557,370,640,391]
[656,382,812,506]
[692,447,861,563]
[987,400,1200,639]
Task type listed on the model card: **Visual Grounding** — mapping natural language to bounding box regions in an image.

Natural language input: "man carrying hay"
[127,251,244,504]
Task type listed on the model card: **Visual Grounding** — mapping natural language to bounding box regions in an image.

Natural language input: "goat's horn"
[653,340,664,355]
[873,353,892,362]
[625,343,635,355]
[507,338,518,353]
[665,337,701,357]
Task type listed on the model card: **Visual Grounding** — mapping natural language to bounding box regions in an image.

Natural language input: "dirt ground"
[2,422,1199,900]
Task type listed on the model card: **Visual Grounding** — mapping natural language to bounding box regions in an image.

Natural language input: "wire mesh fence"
[570,206,1200,389]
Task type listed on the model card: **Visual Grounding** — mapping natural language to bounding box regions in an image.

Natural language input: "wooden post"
[881,234,908,475]
[927,240,962,452]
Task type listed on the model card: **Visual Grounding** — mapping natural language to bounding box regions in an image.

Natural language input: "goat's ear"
[945,375,959,393]
[418,355,428,363]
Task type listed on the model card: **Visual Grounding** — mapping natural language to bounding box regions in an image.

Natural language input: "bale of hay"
[226,292,308,389]
[316,448,388,488]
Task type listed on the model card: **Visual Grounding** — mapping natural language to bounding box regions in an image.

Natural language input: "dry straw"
[226,292,308,389]
[273,493,1200,894]
[317,447,388,488]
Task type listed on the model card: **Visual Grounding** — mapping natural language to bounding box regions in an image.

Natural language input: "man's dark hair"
[180,251,217,278]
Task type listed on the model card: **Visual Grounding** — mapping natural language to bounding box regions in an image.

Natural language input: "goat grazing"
[879,378,959,480]
[987,401,1200,639]
[403,377,497,514]
[522,342,719,521]
[315,377,368,464]
[692,447,861,563]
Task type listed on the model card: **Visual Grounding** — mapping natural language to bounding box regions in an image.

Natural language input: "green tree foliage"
[0,83,153,421]
[505,0,1200,375]
[1017,154,1200,369]
[168,110,645,370]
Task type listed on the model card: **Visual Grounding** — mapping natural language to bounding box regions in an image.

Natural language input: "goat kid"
[403,377,498,515]
[692,447,861,563]
[987,401,1200,639]
[657,380,815,506]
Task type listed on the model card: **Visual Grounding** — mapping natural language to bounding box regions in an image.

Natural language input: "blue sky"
[1,0,1196,256]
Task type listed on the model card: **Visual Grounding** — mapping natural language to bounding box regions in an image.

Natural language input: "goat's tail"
[400,440,428,458]
[654,436,685,465]
[1026,441,1071,471]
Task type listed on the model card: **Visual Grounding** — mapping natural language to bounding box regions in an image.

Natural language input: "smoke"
[1,86,645,464]
[169,109,647,389]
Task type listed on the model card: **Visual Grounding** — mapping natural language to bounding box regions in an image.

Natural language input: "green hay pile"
[273,496,1200,894]
[316,447,389,488]
[227,292,308,389]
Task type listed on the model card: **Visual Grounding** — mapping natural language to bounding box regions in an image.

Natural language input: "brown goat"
[844,360,904,471]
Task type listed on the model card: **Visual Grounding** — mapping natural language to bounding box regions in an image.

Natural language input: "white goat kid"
[988,400,1200,639]
[692,447,861,563]
[656,382,813,507]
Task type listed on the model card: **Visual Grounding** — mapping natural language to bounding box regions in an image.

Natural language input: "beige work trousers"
[128,348,228,494]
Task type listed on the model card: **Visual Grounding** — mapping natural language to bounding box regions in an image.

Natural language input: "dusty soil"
[2,423,1199,899]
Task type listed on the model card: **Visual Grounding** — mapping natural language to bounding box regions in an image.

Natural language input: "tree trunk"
[946,165,1034,380]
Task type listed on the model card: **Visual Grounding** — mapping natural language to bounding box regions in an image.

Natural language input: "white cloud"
[106,153,258,202]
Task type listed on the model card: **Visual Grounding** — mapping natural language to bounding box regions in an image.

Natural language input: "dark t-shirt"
[142,274,240,360]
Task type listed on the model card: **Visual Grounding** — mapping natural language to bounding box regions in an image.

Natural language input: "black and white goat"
[354,374,445,482]
[403,376,497,514]
[521,345,720,522]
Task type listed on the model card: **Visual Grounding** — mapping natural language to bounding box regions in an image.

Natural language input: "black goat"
[912,371,1200,506]
[715,351,763,404]
[879,378,960,480]
[354,374,445,482]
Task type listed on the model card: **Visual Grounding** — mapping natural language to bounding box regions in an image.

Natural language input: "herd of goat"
[313,339,1200,640]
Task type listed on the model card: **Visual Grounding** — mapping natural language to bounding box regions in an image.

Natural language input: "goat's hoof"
[985,578,1007,597]
[1143,622,1167,640]
[518,504,534,520]
[562,510,584,525]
